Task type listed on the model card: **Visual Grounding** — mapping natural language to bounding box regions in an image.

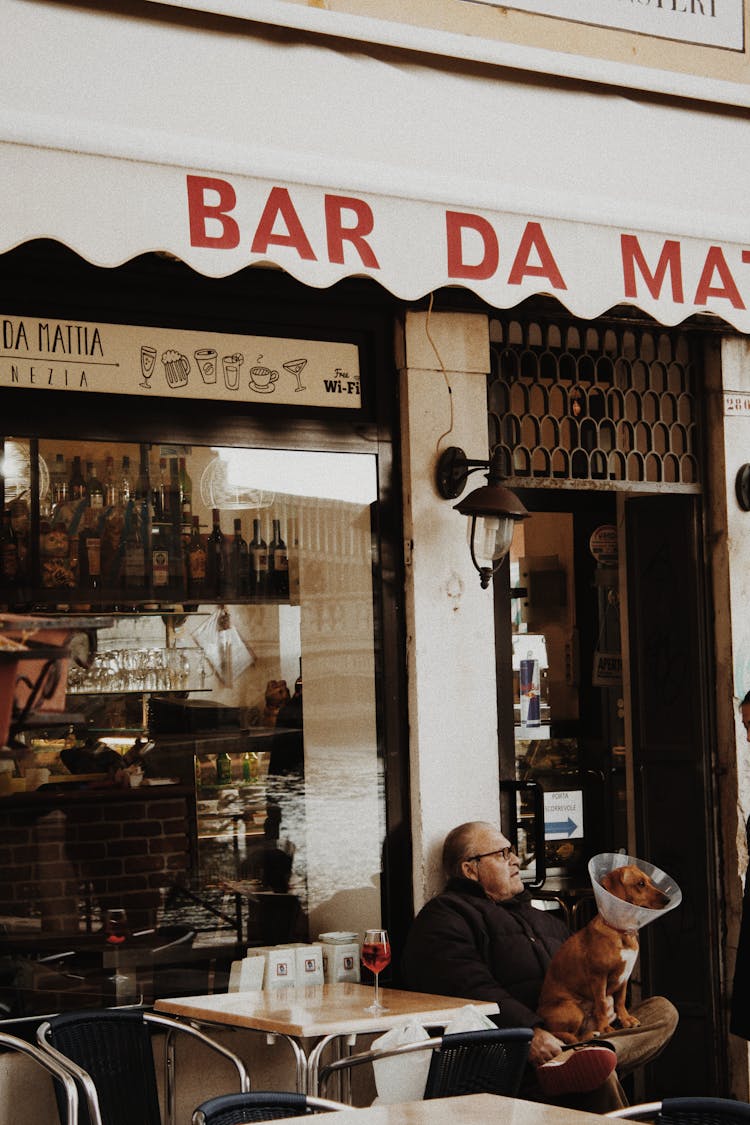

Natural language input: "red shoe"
[536,1041,617,1097]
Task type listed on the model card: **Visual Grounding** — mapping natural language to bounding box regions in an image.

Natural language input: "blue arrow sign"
[545,817,578,837]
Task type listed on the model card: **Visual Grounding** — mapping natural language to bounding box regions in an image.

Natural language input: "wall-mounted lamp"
[436,446,529,589]
[737,464,750,511]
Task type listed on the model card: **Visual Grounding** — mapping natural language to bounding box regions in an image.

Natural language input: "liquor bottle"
[269,519,289,599]
[206,508,225,598]
[178,457,192,539]
[216,751,232,785]
[122,500,146,595]
[230,518,249,597]
[103,456,117,508]
[241,751,253,783]
[249,518,268,598]
[152,457,168,522]
[151,522,171,594]
[187,515,207,600]
[119,455,133,504]
[50,453,69,506]
[78,507,102,593]
[69,455,86,501]
[86,461,104,511]
[0,510,19,594]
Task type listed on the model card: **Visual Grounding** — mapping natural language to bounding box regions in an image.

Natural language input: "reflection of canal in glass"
[180,760,386,941]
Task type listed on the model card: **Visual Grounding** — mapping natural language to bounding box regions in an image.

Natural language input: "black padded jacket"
[401,876,569,1029]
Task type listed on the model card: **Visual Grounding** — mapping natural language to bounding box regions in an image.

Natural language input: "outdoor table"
[263,1092,608,1125]
[154,981,499,1095]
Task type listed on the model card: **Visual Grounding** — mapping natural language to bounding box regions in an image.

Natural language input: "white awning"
[2,1,749,331]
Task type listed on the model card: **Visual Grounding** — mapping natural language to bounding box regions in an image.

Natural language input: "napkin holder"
[321,941,360,983]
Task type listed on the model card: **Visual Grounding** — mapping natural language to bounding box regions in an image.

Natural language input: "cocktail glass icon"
[140,345,157,389]
[283,357,308,392]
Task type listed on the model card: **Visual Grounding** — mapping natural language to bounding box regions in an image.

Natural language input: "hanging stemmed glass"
[361,928,391,1014]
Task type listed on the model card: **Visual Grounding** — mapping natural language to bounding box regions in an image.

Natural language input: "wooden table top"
[277,1093,607,1124]
[154,982,499,1038]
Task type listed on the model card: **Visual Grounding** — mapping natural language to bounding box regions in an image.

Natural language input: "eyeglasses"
[467,845,517,864]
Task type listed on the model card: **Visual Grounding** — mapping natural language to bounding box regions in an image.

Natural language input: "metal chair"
[318,1027,533,1101]
[192,1091,349,1124]
[607,1097,750,1122]
[0,1028,79,1125]
[36,1007,250,1125]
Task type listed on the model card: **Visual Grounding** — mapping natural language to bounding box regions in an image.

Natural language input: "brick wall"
[0,788,193,932]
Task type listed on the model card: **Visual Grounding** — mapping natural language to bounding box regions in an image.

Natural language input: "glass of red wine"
[361,928,391,1014]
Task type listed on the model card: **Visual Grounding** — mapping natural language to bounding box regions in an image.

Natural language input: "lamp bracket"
[436,446,490,500]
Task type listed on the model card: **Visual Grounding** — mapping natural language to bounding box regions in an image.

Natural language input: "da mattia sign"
[0,314,361,407]
[470,0,743,48]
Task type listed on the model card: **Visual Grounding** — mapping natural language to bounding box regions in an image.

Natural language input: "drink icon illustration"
[161,349,190,388]
[222,353,244,391]
[282,357,308,392]
[140,345,157,389]
[195,348,218,384]
[249,365,279,394]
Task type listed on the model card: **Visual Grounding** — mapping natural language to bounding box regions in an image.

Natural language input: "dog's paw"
[617,1014,641,1029]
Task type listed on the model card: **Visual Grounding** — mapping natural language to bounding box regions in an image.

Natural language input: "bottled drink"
[179,457,192,539]
[151,523,170,593]
[122,500,146,594]
[187,515,207,600]
[206,508,225,597]
[269,519,289,599]
[119,455,133,504]
[103,456,117,507]
[0,510,19,592]
[216,751,232,785]
[241,751,253,782]
[230,518,249,597]
[249,518,268,598]
[50,453,69,506]
[78,507,102,592]
[69,455,86,501]
[86,461,104,511]
[152,457,168,522]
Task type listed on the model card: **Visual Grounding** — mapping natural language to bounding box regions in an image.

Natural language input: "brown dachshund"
[537,864,670,1043]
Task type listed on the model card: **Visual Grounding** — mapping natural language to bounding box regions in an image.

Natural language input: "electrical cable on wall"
[425,291,455,455]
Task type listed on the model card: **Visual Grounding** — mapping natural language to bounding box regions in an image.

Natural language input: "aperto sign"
[0,316,361,409]
[469,0,743,48]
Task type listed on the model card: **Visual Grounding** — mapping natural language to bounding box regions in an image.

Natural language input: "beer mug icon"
[161,350,190,389]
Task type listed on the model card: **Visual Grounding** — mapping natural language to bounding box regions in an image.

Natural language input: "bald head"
[442,821,498,880]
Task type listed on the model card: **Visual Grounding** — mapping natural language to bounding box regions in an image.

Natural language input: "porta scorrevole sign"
[185,175,750,333]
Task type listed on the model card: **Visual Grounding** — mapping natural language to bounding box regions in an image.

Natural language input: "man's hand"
[529,1026,565,1065]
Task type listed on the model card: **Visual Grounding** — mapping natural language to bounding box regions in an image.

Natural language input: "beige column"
[397,308,501,910]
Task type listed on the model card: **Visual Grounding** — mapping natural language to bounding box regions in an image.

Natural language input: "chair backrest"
[608,1099,750,1123]
[659,1098,750,1124]
[0,1029,79,1125]
[192,1092,347,1125]
[38,1008,162,1125]
[423,1027,533,1099]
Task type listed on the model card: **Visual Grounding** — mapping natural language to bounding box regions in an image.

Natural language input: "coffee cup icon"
[249,365,279,394]
[162,350,190,389]
[195,348,218,384]
[222,353,244,391]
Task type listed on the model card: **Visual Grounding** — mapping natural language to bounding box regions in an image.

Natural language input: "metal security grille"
[488,315,702,491]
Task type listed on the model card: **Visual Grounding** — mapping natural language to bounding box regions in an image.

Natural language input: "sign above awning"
[2,1,750,333]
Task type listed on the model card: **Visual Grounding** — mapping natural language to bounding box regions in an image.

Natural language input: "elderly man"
[401,820,678,1113]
